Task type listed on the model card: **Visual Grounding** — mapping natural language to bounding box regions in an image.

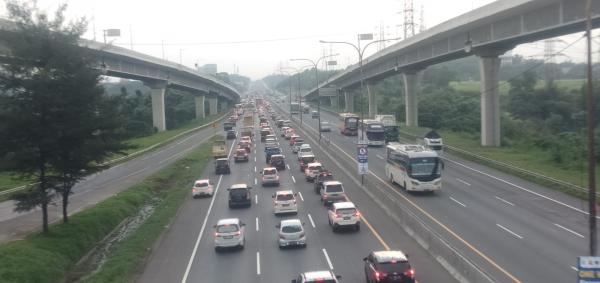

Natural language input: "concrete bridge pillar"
[402,72,419,127]
[344,91,354,112]
[195,95,205,119]
[330,96,338,109]
[367,83,377,118]
[208,97,218,116]
[479,55,502,146]
[150,87,167,132]
[220,100,228,112]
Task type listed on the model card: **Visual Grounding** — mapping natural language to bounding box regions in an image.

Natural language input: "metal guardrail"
[0,111,231,196]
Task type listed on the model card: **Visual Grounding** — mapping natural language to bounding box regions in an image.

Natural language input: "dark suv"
[215,158,231,175]
[363,250,415,283]
[314,170,334,194]
[270,154,286,171]
[265,146,282,163]
[228,184,252,208]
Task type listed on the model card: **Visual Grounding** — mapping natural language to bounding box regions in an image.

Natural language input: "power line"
[111,33,350,46]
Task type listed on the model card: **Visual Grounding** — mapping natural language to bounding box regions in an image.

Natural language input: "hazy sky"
[0,0,591,80]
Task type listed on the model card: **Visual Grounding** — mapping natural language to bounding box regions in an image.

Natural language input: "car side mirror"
[272,194,275,198]
[226,188,231,191]
[363,257,368,261]
[241,223,246,226]
[248,186,252,189]
[294,192,297,196]
[302,222,306,226]
[291,280,297,283]
[276,224,281,228]
[336,275,342,279]
[213,225,217,228]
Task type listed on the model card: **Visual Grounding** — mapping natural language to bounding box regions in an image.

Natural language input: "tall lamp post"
[279,69,294,121]
[290,53,339,142]
[281,65,311,125]
[320,35,400,141]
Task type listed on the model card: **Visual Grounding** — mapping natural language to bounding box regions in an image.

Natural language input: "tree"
[0,1,128,228]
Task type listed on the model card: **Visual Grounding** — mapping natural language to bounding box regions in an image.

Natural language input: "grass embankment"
[0,112,226,193]
[400,124,599,199]
[0,138,215,283]
[449,79,585,94]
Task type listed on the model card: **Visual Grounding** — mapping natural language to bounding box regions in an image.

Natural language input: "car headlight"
[411,180,419,186]
[434,180,441,186]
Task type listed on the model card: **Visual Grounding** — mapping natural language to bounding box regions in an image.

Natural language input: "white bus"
[385,143,442,192]
[290,102,300,114]
[359,119,385,146]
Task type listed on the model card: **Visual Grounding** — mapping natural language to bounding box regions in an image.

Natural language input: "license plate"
[343,217,350,220]
[282,204,290,207]
[223,236,233,239]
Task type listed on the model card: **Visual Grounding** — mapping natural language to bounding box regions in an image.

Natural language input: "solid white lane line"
[308,214,316,228]
[455,178,471,186]
[496,224,523,239]
[571,266,578,271]
[449,197,467,207]
[256,217,259,231]
[376,154,384,160]
[286,164,290,170]
[298,191,304,202]
[322,249,334,270]
[291,176,296,183]
[181,141,236,283]
[447,158,600,219]
[254,178,257,185]
[495,196,515,206]
[554,223,585,238]
[256,252,261,275]
[255,194,258,204]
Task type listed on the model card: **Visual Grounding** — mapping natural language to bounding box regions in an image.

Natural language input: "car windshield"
[281,225,302,233]
[271,156,282,161]
[216,224,239,233]
[276,194,294,201]
[326,184,343,192]
[216,160,228,165]
[264,169,276,175]
[377,261,411,273]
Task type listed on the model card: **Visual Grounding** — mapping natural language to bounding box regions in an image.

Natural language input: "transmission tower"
[419,4,426,33]
[402,0,416,39]
[544,39,566,83]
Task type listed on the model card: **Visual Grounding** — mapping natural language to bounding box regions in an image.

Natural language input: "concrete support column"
[195,95,205,119]
[367,83,377,118]
[344,91,354,112]
[150,88,167,132]
[221,100,228,112]
[402,73,419,127]
[330,96,338,109]
[208,97,218,116]
[479,55,502,146]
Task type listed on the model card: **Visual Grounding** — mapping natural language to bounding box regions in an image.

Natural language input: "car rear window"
[325,184,343,192]
[302,156,315,163]
[309,165,323,171]
[336,208,356,214]
[216,160,228,165]
[300,148,311,153]
[281,225,302,233]
[230,188,247,196]
[276,194,294,201]
[217,224,239,233]
[264,169,277,175]
[376,261,411,273]
[195,182,208,188]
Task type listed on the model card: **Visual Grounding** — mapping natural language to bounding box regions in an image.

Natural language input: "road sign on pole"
[357,142,368,175]
[578,256,600,282]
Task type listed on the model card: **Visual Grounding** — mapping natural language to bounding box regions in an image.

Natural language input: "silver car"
[276,219,306,248]
[214,218,245,251]
[319,121,332,132]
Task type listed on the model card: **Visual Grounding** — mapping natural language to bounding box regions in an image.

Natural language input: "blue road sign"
[578,256,600,283]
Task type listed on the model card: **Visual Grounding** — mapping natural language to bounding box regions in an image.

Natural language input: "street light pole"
[290,53,339,142]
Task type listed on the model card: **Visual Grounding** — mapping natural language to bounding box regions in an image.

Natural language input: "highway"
[282,101,596,283]
[138,113,453,282]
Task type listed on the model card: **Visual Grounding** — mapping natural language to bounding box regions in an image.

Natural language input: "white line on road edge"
[571,266,578,271]
[496,224,523,239]
[298,191,304,202]
[455,178,471,186]
[257,252,261,275]
[554,223,585,238]
[449,197,467,207]
[376,154,384,160]
[255,194,258,204]
[494,196,515,206]
[254,178,257,185]
[286,164,290,170]
[322,249,334,270]
[291,176,296,183]
[308,214,316,228]
[256,217,260,231]
[181,141,235,283]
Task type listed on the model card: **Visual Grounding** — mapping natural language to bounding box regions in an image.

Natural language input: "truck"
[374,114,399,143]
[339,113,359,136]
[243,114,254,127]
[290,102,300,114]
[212,140,227,159]
[418,130,444,155]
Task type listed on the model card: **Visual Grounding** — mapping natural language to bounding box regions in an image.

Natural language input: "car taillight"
[192,189,198,193]
[233,231,241,236]
[353,211,361,217]
[299,232,305,238]
[375,271,386,281]
[214,232,219,238]
[335,213,343,218]
[404,269,415,277]
[323,195,328,199]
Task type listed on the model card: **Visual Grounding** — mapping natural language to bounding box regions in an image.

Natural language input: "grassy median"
[0,138,215,283]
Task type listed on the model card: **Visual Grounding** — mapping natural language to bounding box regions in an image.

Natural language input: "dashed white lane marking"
[255,194,258,204]
[298,191,304,202]
[496,224,523,239]
[256,252,261,275]
[254,156,256,162]
[286,164,290,170]
[449,197,467,207]
[571,266,578,271]
[254,178,257,185]
[291,176,296,183]
[554,223,585,238]
[495,196,515,206]
[256,217,259,231]
[254,166,257,173]
[322,249,334,270]
[307,214,316,228]
[456,178,471,186]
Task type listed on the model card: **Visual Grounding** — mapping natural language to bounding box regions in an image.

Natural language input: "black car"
[226,130,237,140]
[314,170,334,194]
[364,251,415,283]
[269,154,286,171]
[215,158,231,175]
[227,184,252,208]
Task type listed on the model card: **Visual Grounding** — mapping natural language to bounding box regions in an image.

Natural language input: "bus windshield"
[366,131,385,141]
[346,118,358,129]
[409,157,441,177]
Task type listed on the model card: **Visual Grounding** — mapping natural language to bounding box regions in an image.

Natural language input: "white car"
[273,190,298,215]
[297,146,313,161]
[328,201,360,231]
[261,167,280,187]
[214,218,245,251]
[192,179,214,198]
[304,162,323,182]
[281,126,290,137]
[292,271,341,283]
[240,136,252,145]
[276,219,306,248]
[321,181,347,205]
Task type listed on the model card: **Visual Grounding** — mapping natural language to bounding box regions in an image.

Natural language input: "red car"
[238,141,251,153]
[299,154,316,173]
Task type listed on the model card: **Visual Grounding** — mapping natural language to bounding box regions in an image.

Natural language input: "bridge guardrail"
[0,110,231,196]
